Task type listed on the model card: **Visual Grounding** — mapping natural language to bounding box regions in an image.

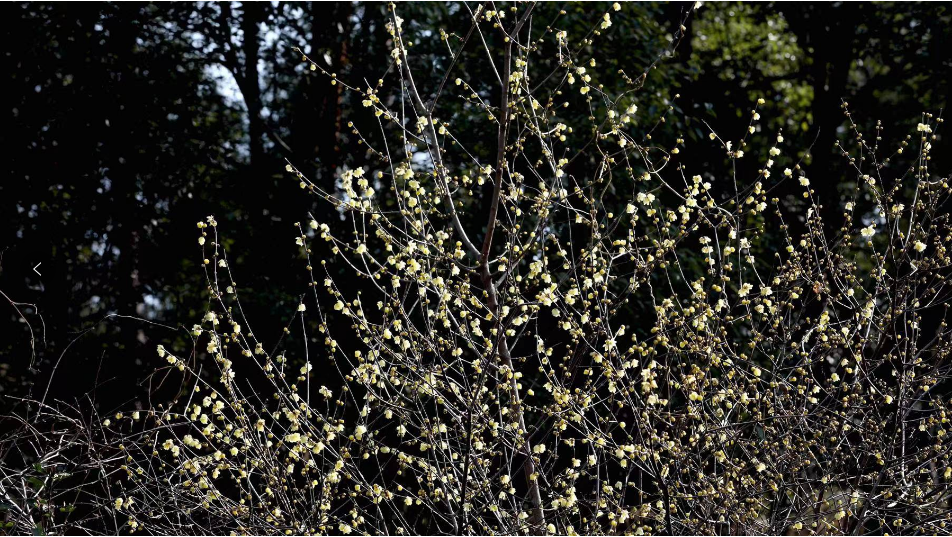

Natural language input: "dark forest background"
[1,2,950,413]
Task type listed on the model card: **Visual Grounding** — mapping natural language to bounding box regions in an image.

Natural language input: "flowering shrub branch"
[3,2,952,535]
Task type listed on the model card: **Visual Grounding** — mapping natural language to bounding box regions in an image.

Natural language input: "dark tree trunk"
[289,2,351,185]
[786,3,861,220]
[240,2,265,169]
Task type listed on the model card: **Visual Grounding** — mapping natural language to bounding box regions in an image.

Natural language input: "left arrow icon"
[33,263,42,276]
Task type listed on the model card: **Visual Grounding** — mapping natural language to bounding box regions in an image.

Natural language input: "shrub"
[2,3,951,535]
